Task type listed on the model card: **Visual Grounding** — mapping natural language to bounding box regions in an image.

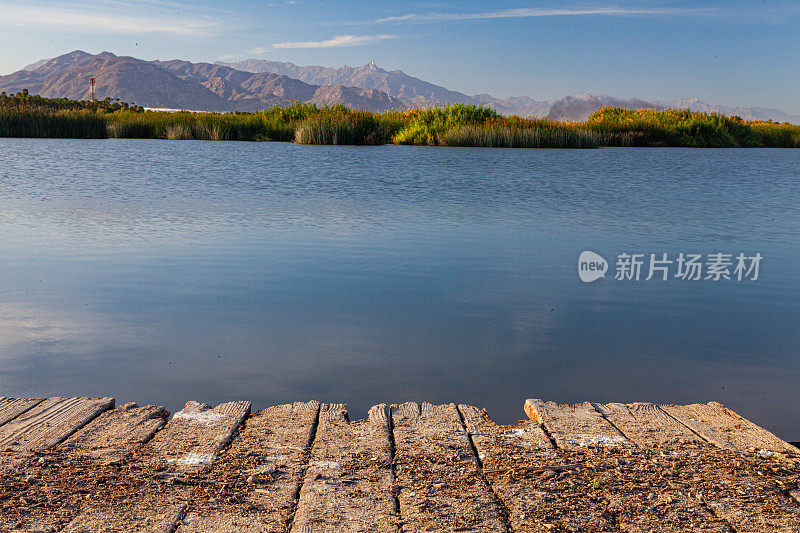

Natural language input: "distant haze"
[3,51,798,123]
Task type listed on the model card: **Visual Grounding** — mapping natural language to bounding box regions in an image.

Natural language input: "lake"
[1,139,798,439]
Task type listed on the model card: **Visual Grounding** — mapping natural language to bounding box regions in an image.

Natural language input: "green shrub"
[393,104,498,145]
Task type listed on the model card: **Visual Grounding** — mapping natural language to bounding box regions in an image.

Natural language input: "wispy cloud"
[266,34,395,51]
[0,2,217,35]
[375,7,707,24]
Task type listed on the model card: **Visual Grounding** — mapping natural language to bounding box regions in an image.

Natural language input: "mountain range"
[218,58,550,117]
[3,51,798,123]
[3,51,403,112]
[221,58,800,123]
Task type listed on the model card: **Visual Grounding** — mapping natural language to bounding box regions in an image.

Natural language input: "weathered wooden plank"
[660,402,798,454]
[391,401,507,532]
[459,404,621,532]
[524,399,629,449]
[0,397,114,453]
[594,402,703,448]
[290,403,398,532]
[148,399,251,471]
[60,402,169,463]
[176,401,320,532]
[0,398,45,427]
[64,399,250,532]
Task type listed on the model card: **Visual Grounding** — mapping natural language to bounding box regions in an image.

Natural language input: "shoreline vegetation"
[1,91,799,148]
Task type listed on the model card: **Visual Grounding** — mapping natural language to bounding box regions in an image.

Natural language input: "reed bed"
[392,107,599,147]
[294,112,400,145]
[439,124,598,148]
[105,111,294,141]
[586,107,800,148]
[0,109,107,138]
[2,92,798,148]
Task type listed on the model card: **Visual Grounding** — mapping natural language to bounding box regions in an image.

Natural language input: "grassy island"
[1,91,798,148]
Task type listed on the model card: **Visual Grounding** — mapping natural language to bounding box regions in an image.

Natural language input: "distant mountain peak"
[0,50,404,112]
[218,57,546,116]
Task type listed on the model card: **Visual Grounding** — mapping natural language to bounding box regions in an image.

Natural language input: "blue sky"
[0,1,798,113]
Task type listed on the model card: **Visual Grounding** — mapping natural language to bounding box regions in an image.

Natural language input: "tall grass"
[294,111,401,145]
[105,110,295,141]
[0,109,107,138]
[587,107,800,148]
[439,122,598,148]
[2,94,799,148]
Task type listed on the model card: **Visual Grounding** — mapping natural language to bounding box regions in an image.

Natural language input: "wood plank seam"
[168,505,188,533]
[590,402,640,447]
[284,401,322,533]
[58,403,170,465]
[172,401,321,532]
[455,404,513,533]
[525,399,629,450]
[535,418,560,449]
[0,397,115,451]
[391,402,508,531]
[655,404,717,447]
[0,398,46,428]
[291,403,399,532]
[0,397,84,443]
[139,412,170,447]
[385,402,403,526]
[522,399,566,450]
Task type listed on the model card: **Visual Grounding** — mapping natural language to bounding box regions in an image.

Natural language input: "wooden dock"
[1,397,799,532]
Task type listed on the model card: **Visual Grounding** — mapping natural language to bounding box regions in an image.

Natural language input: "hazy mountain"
[667,97,800,123]
[545,93,661,121]
[0,51,404,112]
[219,58,547,116]
[6,51,798,123]
[220,59,469,104]
[220,59,799,123]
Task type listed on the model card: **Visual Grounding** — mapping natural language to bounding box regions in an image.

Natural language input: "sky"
[0,0,798,113]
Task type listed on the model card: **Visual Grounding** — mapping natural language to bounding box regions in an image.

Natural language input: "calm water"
[1,139,798,438]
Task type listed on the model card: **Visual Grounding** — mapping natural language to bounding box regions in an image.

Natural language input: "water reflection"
[0,139,798,438]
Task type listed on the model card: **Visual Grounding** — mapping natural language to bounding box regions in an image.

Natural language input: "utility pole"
[89,77,95,101]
